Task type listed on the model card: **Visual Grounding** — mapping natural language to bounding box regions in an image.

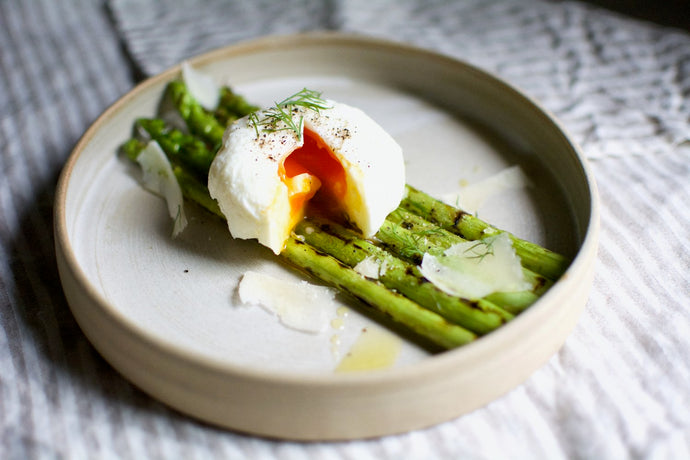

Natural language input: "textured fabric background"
[1,0,689,458]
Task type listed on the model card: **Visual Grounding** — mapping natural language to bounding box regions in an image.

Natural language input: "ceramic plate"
[55,33,599,440]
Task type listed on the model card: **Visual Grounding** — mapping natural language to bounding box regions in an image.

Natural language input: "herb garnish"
[248,88,330,142]
[385,226,447,261]
[463,238,496,262]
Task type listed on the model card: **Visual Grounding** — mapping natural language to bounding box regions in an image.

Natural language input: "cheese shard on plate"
[208,92,406,254]
[238,271,336,334]
[135,140,188,237]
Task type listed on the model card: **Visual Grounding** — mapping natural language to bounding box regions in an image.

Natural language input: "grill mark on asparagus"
[453,210,470,228]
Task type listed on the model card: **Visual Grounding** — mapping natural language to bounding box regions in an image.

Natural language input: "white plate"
[55,33,599,440]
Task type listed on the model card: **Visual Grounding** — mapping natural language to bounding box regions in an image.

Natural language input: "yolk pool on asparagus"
[208,96,405,254]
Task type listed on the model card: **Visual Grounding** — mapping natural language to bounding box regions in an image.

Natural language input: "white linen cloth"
[1,0,688,458]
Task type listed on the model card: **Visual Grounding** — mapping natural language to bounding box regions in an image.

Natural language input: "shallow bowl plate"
[55,33,599,440]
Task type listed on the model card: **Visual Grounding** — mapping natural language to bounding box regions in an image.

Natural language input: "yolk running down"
[279,129,347,226]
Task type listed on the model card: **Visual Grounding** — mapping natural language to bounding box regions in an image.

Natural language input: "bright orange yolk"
[279,129,347,226]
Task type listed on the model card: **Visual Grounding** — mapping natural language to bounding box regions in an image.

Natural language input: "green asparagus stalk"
[172,165,222,216]
[134,118,215,180]
[283,238,476,349]
[122,117,550,315]
[214,86,260,126]
[401,185,571,280]
[125,138,475,348]
[163,80,226,148]
[125,129,527,330]
[294,218,513,335]
[156,79,571,281]
[121,138,146,161]
[383,208,551,295]
[120,79,571,348]
[379,208,550,313]
[124,119,547,315]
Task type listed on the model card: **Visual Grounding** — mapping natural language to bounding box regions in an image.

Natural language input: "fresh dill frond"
[381,225,446,261]
[277,88,330,112]
[463,238,496,262]
[248,112,261,138]
[416,227,447,241]
[248,88,330,142]
[392,232,426,260]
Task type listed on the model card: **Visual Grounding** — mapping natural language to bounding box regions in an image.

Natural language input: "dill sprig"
[382,226,447,261]
[248,88,331,142]
[463,238,496,262]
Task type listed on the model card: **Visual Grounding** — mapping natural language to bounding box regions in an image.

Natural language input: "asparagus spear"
[120,79,569,347]
[124,130,531,327]
[172,165,222,216]
[283,238,476,349]
[294,218,513,335]
[214,86,260,126]
[161,80,259,147]
[123,123,544,316]
[121,138,146,161]
[157,79,570,280]
[378,209,549,313]
[162,80,226,148]
[382,208,551,295]
[124,138,475,348]
[133,118,215,180]
[401,185,570,280]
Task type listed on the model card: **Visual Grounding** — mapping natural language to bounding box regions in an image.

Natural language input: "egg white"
[208,99,405,254]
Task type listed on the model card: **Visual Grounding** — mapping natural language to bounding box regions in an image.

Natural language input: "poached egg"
[208,93,405,254]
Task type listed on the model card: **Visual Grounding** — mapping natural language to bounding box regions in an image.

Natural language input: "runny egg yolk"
[279,128,347,227]
[208,98,406,255]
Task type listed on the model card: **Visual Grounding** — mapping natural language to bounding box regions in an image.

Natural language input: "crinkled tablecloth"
[1,0,689,458]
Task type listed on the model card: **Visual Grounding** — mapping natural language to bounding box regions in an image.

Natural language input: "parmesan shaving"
[181,61,220,110]
[419,233,530,299]
[354,256,382,279]
[238,271,335,334]
[135,140,187,237]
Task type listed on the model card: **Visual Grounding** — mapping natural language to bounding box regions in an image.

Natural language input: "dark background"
[584,0,690,31]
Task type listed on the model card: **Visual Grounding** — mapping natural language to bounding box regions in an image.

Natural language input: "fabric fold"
[108,0,690,160]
